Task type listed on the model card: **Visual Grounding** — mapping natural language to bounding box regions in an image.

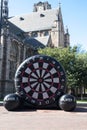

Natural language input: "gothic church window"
[44,31,49,36]
[31,32,38,37]
[9,42,18,79]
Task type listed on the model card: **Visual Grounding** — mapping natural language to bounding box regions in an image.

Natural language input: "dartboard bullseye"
[15,55,66,106]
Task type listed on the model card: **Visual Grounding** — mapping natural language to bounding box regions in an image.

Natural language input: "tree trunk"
[80,86,83,100]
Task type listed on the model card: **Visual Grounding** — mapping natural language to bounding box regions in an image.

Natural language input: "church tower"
[0,0,8,34]
[2,0,9,18]
[51,3,65,47]
[33,1,51,12]
[0,0,8,21]
[57,3,65,47]
[64,26,70,47]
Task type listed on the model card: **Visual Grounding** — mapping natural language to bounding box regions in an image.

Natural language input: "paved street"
[0,103,87,130]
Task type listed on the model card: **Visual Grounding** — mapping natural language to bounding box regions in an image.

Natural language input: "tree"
[74,53,87,99]
[38,47,77,88]
[38,46,87,99]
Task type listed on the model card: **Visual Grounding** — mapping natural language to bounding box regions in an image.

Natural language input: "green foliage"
[74,53,87,88]
[38,46,87,91]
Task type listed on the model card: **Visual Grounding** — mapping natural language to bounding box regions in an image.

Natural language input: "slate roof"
[8,21,25,39]
[9,8,59,32]
[24,38,45,49]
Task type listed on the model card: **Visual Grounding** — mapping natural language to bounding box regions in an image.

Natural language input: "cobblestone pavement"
[0,104,87,130]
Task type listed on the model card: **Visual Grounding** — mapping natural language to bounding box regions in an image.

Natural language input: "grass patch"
[77,99,87,102]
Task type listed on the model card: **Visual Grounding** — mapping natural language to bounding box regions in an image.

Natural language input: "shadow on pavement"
[73,103,87,113]
[74,107,87,112]
[2,103,87,113]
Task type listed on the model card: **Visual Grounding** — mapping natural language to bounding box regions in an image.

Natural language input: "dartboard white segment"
[41,84,46,91]
[29,78,37,82]
[31,82,38,88]
[50,68,57,74]
[53,78,59,83]
[43,63,49,69]
[36,84,40,91]
[36,69,40,77]
[43,92,49,99]
[24,86,31,93]
[31,73,38,78]
[33,63,39,69]
[43,82,50,88]
[44,73,50,79]
[50,87,57,93]
[44,79,52,82]
[25,68,31,74]
[22,77,28,83]
[32,92,38,99]
[41,69,45,77]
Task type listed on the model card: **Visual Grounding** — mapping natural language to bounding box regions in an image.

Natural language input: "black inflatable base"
[59,94,77,111]
[3,93,21,111]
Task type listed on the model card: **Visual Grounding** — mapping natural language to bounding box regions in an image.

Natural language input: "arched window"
[44,31,49,36]
[9,41,19,79]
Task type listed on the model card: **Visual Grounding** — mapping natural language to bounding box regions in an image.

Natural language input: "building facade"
[0,1,70,98]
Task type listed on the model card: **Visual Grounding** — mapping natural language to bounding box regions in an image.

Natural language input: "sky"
[7,0,87,51]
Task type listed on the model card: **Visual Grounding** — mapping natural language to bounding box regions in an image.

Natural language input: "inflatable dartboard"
[15,55,66,107]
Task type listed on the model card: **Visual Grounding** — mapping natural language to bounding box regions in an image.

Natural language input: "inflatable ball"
[3,93,21,111]
[59,94,76,111]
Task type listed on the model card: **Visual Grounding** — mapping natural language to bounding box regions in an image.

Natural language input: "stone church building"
[0,1,70,98]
